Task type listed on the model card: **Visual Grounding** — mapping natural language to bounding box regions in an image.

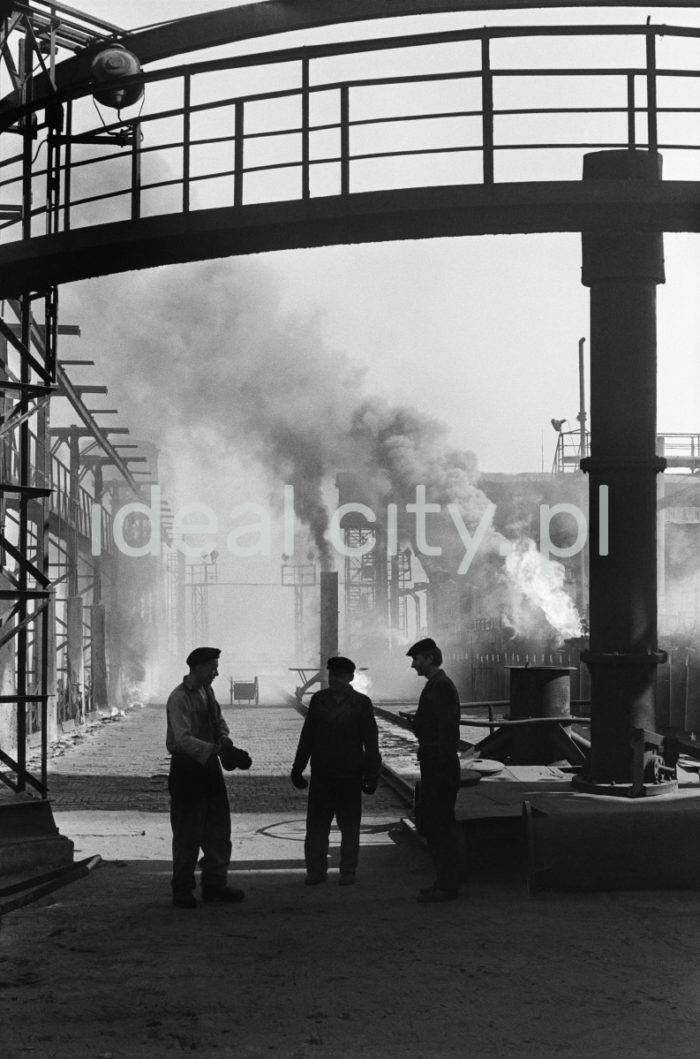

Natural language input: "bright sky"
[57,0,700,480]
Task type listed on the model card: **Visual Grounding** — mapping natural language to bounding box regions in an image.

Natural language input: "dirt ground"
[2,704,700,1058]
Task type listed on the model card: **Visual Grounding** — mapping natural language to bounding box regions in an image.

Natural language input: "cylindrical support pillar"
[319,570,338,689]
[578,149,668,789]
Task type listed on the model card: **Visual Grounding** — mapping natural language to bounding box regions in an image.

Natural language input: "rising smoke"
[62,256,581,644]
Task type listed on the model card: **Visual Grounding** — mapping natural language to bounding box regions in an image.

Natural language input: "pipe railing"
[1,22,700,241]
[2,426,115,550]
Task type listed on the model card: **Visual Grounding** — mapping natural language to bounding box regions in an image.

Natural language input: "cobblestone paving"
[35,700,407,815]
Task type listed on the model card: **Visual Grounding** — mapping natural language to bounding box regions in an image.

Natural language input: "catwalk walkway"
[2,699,700,1058]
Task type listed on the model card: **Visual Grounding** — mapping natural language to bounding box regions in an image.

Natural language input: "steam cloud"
[504,540,583,641]
[63,257,581,642]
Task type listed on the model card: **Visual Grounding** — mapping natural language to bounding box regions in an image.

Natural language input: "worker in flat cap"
[291,656,381,886]
[165,647,252,909]
[406,637,462,903]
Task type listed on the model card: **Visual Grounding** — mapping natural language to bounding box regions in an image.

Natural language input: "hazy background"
[48,1,700,689]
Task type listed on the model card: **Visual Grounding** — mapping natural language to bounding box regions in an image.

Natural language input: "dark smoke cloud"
[63,259,365,564]
[64,258,495,569]
[347,395,500,575]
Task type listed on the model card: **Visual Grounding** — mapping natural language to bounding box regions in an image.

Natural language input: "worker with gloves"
[166,646,251,909]
[291,656,381,887]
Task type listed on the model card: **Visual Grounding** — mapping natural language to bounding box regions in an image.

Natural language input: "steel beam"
[6,2,700,120]
[0,180,698,300]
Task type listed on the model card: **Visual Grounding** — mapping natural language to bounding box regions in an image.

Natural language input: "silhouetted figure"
[291,656,381,886]
[166,646,251,909]
[407,638,462,903]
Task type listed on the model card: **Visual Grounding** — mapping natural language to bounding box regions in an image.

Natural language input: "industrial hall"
[1,2,700,1057]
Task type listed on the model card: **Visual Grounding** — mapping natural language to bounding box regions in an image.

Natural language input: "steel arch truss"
[1,11,700,295]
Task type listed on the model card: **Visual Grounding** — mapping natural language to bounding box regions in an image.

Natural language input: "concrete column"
[91,603,108,712]
[578,149,668,788]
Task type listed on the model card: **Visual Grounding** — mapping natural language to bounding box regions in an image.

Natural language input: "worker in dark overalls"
[407,637,462,903]
[291,656,381,886]
[166,646,252,908]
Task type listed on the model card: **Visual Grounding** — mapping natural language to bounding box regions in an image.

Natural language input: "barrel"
[507,665,575,720]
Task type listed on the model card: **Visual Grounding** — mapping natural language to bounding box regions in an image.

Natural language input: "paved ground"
[2,699,700,1058]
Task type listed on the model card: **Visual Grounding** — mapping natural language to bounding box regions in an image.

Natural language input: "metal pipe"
[578,336,587,459]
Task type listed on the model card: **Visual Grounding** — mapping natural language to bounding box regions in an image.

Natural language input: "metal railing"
[2,426,114,548]
[552,428,590,474]
[657,433,700,473]
[2,22,700,240]
[553,432,700,475]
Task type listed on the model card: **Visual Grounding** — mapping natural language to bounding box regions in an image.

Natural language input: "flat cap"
[326,655,355,673]
[186,646,221,667]
[406,637,439,658]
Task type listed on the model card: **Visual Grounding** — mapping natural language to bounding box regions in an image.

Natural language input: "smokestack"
[319,571,338,689]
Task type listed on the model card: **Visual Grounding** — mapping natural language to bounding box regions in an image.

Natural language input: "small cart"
[230,676,259,705]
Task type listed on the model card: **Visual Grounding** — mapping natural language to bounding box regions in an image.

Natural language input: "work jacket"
[412,669,460,768]
[293,686,382,781]
[166,675,229,767]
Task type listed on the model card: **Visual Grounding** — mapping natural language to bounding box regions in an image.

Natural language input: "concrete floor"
[1,701,700,1058]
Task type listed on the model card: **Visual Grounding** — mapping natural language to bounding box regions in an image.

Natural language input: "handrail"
[3,425,115,551]
[1,22,699,247]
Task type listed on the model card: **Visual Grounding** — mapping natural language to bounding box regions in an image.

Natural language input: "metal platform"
[394,759,700,890]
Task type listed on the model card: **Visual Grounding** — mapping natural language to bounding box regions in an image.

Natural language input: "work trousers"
[419,756,461,891]
[305,773,363,877]
[169,755,232,894]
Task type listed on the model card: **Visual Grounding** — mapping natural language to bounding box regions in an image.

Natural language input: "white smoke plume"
[504,539,583,642]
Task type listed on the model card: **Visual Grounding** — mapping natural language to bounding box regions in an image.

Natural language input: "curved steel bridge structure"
[0,0,699,811]
[0,4,700,293]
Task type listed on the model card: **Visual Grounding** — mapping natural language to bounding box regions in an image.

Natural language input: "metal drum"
[507,665,575,720]
[497,666,577,765]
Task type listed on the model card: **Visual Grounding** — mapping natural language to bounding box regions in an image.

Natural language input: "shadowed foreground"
[1,703,699,1058]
